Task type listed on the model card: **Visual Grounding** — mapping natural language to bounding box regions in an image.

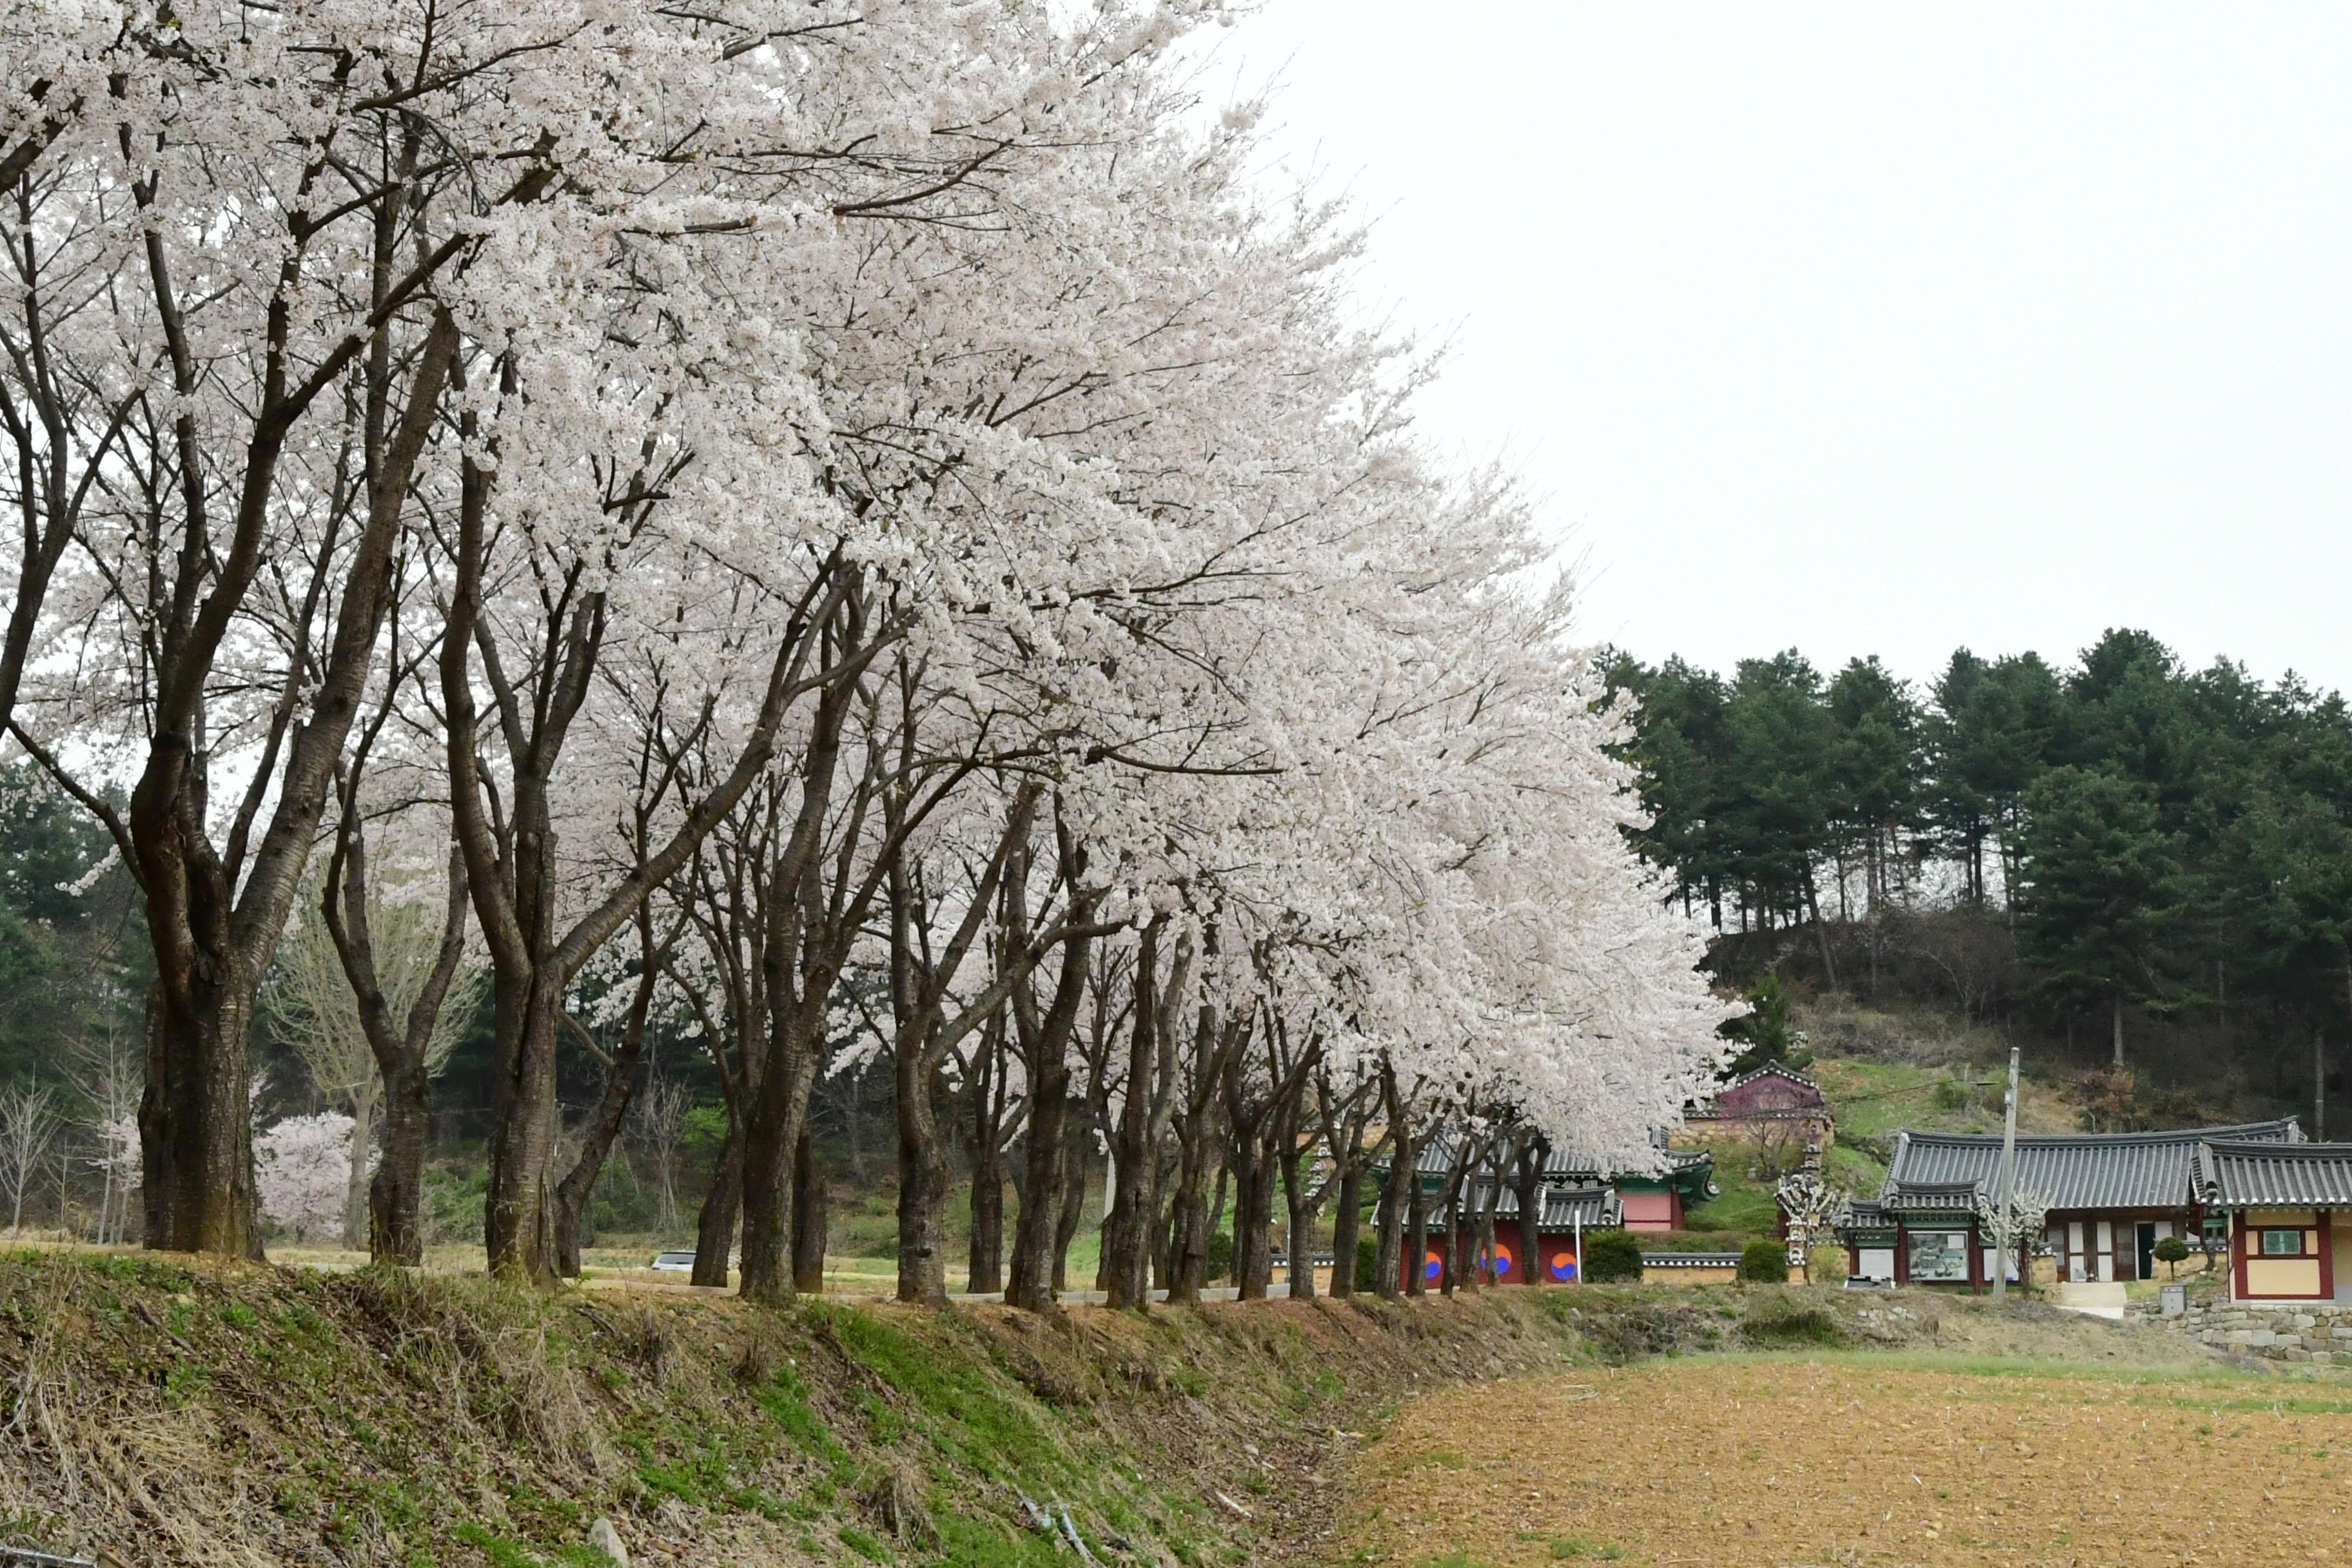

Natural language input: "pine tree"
[2017,767,2191,1064]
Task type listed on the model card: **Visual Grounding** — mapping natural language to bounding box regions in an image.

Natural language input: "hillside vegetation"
[1614,629,2352,1119]
[1672,994,2150,1253]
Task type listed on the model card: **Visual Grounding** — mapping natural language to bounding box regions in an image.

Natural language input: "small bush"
[1580,1229,1644,1284]
[1354,1233,1378,1293]
[1204,1229,1233,1282]
[1803,1242,1847,1285]
[2153,1235,2191,1278]
[1740,1302,1847,1349]
[1736,1239,1789,1284]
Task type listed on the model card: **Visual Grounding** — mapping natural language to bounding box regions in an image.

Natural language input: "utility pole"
[1991,1046,2020,1302]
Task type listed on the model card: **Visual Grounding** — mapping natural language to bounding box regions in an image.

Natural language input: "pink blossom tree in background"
[254,1113,359,1247]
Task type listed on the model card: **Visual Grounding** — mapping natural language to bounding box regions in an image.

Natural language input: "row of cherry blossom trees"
[1,0,1725,1302]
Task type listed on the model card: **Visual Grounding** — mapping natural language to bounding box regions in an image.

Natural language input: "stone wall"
[2151,1297,2352,1364]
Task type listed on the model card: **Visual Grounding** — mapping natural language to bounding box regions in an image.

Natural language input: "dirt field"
[1335,1353,2352,1567]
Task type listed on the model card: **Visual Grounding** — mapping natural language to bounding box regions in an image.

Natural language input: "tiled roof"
[1690,1061,1828,1114]
[1722,1061,1823,1095]
[1883,1179,1981,1213]
[1883,1119,2302,1212]
[1435,1181,1621,1232]
[1400,1135,1707,1184]
[2192,1140,2352,1209]
[1548,1145,1712,1182]
[1538,1186,1620,1231]
[1841,1200,1897,1232]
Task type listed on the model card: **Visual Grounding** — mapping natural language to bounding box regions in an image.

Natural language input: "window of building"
[2260,1228,2310,1257]
[1906,1230,1970,1283]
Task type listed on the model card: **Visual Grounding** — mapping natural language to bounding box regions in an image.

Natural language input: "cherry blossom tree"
[8,0,1730,1298]
[254,1112,356,1246]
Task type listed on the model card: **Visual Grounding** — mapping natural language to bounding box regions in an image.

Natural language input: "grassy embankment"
[0,1249,1638,1567]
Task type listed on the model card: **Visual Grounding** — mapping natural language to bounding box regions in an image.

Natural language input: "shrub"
[1740,1302,1847,1349]
[2153,1235,2191,1278]
[1737,1239,1790,1284]
[1580,1228,1645,1284]
[1354,1233,1378,1293]
[1204,1229,1233,1282]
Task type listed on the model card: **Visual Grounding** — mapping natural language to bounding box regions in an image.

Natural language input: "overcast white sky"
[1195,4,2352,692]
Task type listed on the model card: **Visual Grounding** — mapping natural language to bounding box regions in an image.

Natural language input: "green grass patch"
[838,1525,893,1563]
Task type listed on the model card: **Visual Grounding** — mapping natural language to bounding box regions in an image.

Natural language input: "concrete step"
[2052,1280,2128,1320]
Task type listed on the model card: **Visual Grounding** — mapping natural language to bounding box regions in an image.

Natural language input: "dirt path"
[1335,1355,2352,1567]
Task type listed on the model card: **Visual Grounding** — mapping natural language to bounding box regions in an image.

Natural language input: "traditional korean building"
[1847,1119,2303,1287]
[2190,1139,2352,1304]
[1683,1061,1834,1150]
[1377,1137,1712,1288]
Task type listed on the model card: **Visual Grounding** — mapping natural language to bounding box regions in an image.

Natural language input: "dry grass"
[1335,1353,2352,1567]
[0,1249,1627,1566]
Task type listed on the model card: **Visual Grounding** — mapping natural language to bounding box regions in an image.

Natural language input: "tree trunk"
[738,1010,823,1304]
[1405,1152,1429,1298]
[1805,867,1839,992]
[967,1120,1006,1296]
[369,1048,431,1266]
[1229,1119,1271,1300]
[1513,1141,1545,1288]
[484,970,565,1283]
[139,966,263,1259]
[1102,923,1164,1308]
[342,1092,375,1251]
[551,1012,652,1280]
[2111,992,2125,1067]
[792,1126,827,1294]
[1280,1113,1315,1301]
[691,1120,743,1288]
[894,1041,953,1305]
[1376,1082,1409,1302]
[1435,1137,1477,1298]
[1004,1070,1066,1309]
[1164,1129,1216,1304]
[1051,1103,1089,1294]
[964,1019,1009,1295]
[1329,1164,1362,1300]
[1468,1177,1502,1293]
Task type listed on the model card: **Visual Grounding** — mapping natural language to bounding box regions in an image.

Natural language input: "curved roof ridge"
[1883,1117,2304,1211]
[2194,1137,2352,1208]
[1898,1117,2299,1148]
[1717,1061,1824,1093]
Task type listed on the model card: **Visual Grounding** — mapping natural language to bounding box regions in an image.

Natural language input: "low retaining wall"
[2157,1298,2352,1364]
[1640,1251,1741,1286]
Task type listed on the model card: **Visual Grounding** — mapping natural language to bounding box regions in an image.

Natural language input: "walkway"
[2050,1280,2127,1320]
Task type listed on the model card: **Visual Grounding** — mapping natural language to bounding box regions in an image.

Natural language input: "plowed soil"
[1337,1356,2352,1567]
